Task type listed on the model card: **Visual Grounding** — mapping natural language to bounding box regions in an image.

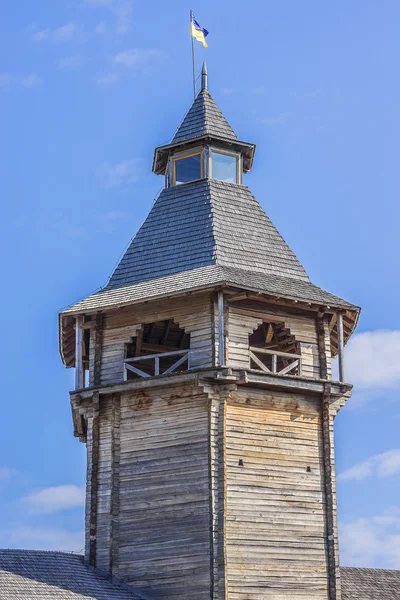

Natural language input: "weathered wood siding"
[93,293,213,386]
[95,396,113,572]
[228,301,327,379]
[117,383,211,599]
[225,389,329,600]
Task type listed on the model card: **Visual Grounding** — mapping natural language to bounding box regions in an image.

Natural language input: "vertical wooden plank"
[110,393,121,577]
[317,311,328,380]
[322,386,340,600]
[337,312,345,382]
[75,315,84,390]
[93,313,104,387]
[89,392,100,567]
[218,291,225,367]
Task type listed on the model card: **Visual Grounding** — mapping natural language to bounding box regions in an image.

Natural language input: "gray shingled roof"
[0,550,142,600]
[341,566,400,599]
[106,179,310,290]
[172,89,238,143]
[62,264,355,316]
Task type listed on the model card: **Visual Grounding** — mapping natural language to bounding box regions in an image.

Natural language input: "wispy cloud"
[221,88,233,96]
[95,22,107,34]
[22,73,42,87]
[0,74,12,89]
[57,55,82,70]
[85,0,133,35]
[85,0,113,5]
[32,23,79,43]
[114,48,167,70]
[340,508,400,568]
[5,526,85,553]
[339,449,400,482]
[259,112,292,126]
[96,72,120,85]
[97,158,146,188]
[21,484,85,514]
[0,467,16,482]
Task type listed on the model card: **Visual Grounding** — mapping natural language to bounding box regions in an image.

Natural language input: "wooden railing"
[124,349,190,380]
[249,347,302,376]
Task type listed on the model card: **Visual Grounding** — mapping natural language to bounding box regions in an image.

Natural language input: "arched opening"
[249,321,301,376]
[125,320,190,379]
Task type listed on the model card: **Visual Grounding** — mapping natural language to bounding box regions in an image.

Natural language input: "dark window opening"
[249,321,300,375]
[125,320,190,379]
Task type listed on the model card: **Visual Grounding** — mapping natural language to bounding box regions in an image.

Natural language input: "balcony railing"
[249,347,302,376]
[124,349,190,380]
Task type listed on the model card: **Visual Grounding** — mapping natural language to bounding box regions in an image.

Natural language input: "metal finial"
[201,61,208,91]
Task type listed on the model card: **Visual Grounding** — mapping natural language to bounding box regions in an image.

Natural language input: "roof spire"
[201,61,208,92]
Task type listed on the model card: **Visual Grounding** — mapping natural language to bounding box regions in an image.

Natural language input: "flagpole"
[190,9,196,99]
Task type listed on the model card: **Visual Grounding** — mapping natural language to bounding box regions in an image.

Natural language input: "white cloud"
[32,24,79,43]
[260,112,292,126]
[339,449,400,482]
[114,48,167,70]
[97,158,146,188]
[97,72,120,85]
[57,55,82,70]
[6,526,84,553]
[22,73,42,87]
[344,330,400,391]
[340,508,400,568]
[21,484,85,514]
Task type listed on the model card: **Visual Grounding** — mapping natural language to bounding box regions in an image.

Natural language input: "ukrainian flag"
[191,14,209,48]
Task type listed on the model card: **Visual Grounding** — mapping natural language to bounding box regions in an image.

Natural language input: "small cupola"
[152,62,255,187]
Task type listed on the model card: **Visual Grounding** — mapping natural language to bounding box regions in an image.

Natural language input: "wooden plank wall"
[95,396,113,572]
[116,383,212,599]
[225,388,329,600]
[228,301,331,379]
[91,293,214,386]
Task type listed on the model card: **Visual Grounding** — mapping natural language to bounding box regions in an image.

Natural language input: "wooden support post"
[322,385,341,600]
[75,315,84,390]
[93,313,103,387]
[89,393,99,567]
[110,393,121,577]
[337,311,345,382]
[218,291,225,367]
[317,311,328,380]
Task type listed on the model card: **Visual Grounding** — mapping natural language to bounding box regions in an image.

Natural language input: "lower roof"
[0,551,399,600]
[341,566,400,599]
[0,550,142,600]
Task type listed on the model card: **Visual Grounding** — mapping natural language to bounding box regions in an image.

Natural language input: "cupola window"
[172,151,203,185]
[211,150,239,184]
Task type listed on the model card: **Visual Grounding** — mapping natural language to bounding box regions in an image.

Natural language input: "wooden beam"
[162,319,171,344]
[93,313,103,387]
[321,386,340,600]
[218,291,225,367]
[135,327,143,357]
[89,393,99,567]
[317,312,328,380]
[75,315,84,390]
[337,311,345,382]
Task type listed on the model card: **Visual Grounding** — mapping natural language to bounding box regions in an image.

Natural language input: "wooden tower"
[59,65,360,600]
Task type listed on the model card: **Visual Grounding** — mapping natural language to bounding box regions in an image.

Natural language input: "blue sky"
[1,0,400,568]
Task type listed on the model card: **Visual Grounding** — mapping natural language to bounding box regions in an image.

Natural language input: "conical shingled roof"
[172,88,238,143]
[106,179,309,290]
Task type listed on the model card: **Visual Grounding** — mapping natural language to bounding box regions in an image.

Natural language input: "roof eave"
[152,135,256,175]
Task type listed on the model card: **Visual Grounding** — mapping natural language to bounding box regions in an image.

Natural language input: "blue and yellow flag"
[191,14,209,48]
